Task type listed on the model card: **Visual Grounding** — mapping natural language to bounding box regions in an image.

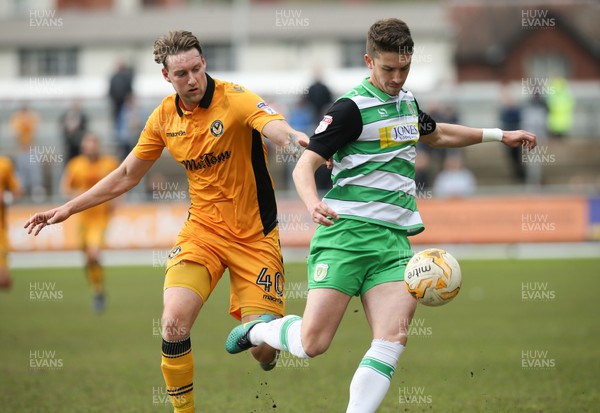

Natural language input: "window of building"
[526,53,570,79]
[341,39,366,68]
[202,44,234,72]
[19,48,78,77]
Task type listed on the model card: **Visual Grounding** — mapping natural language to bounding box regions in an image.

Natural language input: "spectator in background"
[0,156,21,290]
[307,67,333,125]
[414,148,432,190]
[60,99,88,162]
[288,95,314,136]
[9,104,45,202]
[547,77,574,140]
[433,152,476,198]
[108,60,134,133]
[499,87,525,183]
[417,101,459,187]
[307,69,334,193]
[521,92,548,187]
[116,94,144,160]
[287,95,335,192]
[428,102,458,126]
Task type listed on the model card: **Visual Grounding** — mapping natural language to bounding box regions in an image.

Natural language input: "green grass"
[1,258,599,412]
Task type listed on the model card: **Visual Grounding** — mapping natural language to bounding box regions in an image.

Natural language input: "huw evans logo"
[30,281,63,301]
[275,9,310,27]
[399,386,432,404]
[521,213,556,232]
[521,350,556,369]
[30,350,63,370]
[521,281,556,301]
[30,9,63,27]
[521,9,556,28]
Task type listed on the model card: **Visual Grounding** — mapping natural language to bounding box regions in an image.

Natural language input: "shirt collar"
[175,73,215,117]
[361,77,405,102]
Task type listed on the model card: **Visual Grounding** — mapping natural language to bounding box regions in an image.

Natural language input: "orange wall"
[412,196,588,244]
[7,195,588,251]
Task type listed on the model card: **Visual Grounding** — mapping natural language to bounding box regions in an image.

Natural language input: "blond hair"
[153,30,203,69]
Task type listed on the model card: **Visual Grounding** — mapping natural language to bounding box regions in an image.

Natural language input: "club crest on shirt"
[315,115,333,134]
[407,101,418,116]
[210,120,224,137]
[313,263,329,282]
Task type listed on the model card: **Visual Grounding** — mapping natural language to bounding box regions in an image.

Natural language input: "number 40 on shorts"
[256,267,284,297]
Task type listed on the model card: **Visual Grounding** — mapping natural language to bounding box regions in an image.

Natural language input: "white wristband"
[482,128,503,143]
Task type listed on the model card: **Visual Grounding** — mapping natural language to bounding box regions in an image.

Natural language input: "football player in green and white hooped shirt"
[226,18,537,412]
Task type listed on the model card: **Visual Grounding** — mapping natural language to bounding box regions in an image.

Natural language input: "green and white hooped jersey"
[307,77,437,235]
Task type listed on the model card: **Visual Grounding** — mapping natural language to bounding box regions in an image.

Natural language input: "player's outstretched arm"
[262,119,309,160]
[25,152,156,236]
[420,123,537,151]
[293,149,339,227]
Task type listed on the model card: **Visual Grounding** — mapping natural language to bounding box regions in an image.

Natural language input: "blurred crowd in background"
[1,0,599,204]
[4,67,589,205]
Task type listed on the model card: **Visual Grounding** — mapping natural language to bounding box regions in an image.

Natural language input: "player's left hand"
[502,130,537,151]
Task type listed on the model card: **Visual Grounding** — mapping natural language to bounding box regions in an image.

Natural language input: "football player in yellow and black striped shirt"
[0,156,20,290]
[62,132,119,312]
[26,30,309,412]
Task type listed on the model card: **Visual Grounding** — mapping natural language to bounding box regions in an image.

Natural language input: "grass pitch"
[0,258,598,412]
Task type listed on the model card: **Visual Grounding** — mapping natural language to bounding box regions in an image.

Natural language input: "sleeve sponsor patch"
[257,101,278,115]
[314,115,333,134]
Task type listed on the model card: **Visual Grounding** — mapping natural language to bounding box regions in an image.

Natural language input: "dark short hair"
[367,18,414,57]
[153,30,203,69]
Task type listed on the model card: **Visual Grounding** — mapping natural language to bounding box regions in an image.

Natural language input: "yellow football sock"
[161,337,195,413]
[87,262,104,295]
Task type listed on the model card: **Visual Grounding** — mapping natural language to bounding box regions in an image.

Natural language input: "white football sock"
[346,339,405,413]
[249,315,309,359]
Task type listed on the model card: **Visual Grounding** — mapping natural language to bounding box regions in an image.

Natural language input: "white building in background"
[1,1,597,151]
[0,0,455,194]
[0,0,458,163]
[0,1,454,102]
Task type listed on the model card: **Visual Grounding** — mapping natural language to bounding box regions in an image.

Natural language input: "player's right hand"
[309,201,339,227]
[325,158,333,169]
[24,207,70,236]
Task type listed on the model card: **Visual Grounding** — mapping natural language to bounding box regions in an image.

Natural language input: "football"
[404,248,462,306]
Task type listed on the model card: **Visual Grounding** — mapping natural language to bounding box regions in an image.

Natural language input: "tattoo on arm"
[288,133,304,160]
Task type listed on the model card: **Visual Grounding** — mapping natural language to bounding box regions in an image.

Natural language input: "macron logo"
[166,130,186,138]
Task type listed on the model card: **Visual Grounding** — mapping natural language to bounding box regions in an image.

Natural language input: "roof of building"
[449,0,600,64]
